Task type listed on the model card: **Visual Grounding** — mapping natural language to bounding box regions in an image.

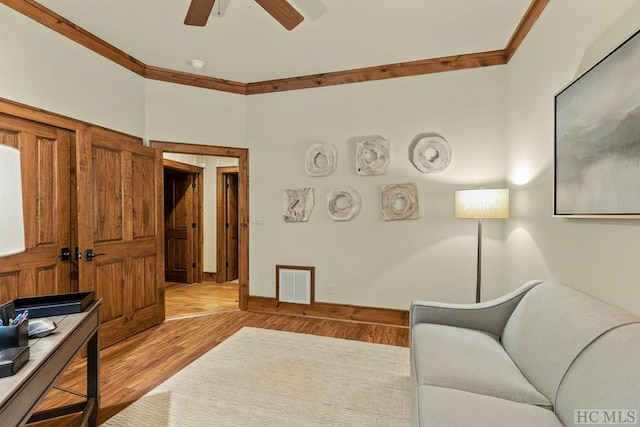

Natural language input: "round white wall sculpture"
[305,143,337,177]
[327,186,361,221]
[381,183,420,221]
[355,138,390,176]
[412,135,452,173]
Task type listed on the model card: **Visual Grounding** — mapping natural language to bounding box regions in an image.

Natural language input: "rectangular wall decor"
[554,29,640,217]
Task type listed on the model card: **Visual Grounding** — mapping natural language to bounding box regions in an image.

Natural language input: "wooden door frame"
[163,158,204,284]
[150,141,249,311]
[216,166,239,283]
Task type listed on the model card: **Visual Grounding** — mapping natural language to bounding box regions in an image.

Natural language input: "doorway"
[163,159,203,284]
[151,141,249,313]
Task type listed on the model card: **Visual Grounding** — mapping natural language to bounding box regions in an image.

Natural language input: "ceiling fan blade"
[184,0,216,26]
[255,0,304,31]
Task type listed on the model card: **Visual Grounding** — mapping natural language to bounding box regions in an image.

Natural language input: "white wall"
[144,80,247,148]
[0,5,145,136]
[247,68,508,309]
[505,0,640,314]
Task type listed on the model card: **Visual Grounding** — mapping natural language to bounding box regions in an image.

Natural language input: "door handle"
[55,247,71,261]
[84,248,107,262]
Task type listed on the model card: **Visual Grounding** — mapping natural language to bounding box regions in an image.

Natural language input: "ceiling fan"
[184,0,304,30]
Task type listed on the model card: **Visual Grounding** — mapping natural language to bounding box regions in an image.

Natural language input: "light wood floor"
[30,282,409,426]
[165,281,239,318]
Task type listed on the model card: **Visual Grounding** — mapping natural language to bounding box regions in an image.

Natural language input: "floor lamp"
[0,144,26,257]
[454,189,509,303]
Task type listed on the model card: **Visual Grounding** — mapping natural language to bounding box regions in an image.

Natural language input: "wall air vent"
[276,265,315,305]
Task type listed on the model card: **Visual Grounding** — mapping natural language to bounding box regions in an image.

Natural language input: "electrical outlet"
[328,283,335,294]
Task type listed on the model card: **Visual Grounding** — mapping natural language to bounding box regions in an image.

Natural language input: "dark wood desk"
[0,299,101,427]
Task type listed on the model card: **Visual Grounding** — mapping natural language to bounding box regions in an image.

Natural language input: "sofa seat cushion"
[412,323,551,408]
[416,385,563,427]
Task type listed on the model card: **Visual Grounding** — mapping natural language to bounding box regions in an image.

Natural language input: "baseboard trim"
[247,296,409,327]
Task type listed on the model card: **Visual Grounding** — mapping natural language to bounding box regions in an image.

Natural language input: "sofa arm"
[410,280,542,337]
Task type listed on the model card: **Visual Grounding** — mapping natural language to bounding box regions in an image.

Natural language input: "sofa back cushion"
[501,282,639,405]
[555,323,640,426]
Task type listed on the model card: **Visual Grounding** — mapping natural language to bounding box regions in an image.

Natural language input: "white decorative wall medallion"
[381,183,420,221]
[283,188,314,222]
[327,186,361,221]
[355,138,390,176]
[412,135,452,173]
[305,143,337,177]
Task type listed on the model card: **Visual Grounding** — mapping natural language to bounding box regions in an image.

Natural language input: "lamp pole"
[476,219,482,303]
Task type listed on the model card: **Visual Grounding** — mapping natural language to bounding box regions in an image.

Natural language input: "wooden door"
[225,172,239,281]
[0,114,74,302]
[164,169,195,283]
[217,167,239,282]
[76,126,164,348]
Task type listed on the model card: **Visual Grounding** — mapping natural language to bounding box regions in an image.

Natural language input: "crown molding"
[1,0,548,95]
[246,50,507,94]
[144,65,247,95]
[504,0,550,61]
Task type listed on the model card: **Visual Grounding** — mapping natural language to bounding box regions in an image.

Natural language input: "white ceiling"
[37,0,533,82]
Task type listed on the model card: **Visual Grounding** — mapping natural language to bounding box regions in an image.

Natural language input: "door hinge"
[226,261,229,267]
[192,262,196,268]
[226,222,229,228]
[192,181,196,189]
[192,223,196,228]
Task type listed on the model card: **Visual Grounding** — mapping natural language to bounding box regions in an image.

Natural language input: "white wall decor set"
[304,143,337,177]
[354,138,391,176]
[284,133,451,222]
[411,135,452,173]
[381,183,420,221]
[327,186,361,221]
[282,188,315,222]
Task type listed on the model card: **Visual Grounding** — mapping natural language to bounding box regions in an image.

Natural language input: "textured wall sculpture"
[412,135,452,173]
[381,183,420,221]
[355,138,390,176]
[283,188,314,222]
[327,186,361,221]
[305,143,337,177]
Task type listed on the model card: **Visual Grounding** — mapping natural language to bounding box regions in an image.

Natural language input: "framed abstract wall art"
[555,29,640,217]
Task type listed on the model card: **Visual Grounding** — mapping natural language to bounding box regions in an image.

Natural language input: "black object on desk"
[13,291,94,318]
[0,346,30,378]
[0,301,30,379]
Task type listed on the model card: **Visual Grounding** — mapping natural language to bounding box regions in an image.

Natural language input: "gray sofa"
[410,280,640,426]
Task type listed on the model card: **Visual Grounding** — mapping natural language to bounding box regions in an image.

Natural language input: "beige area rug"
[100,327,411,427]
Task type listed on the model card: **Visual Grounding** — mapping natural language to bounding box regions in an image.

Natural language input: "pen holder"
[0,301,29,350]
[0,321,29,350]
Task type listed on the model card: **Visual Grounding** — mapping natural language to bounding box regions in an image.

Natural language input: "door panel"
[164,169,194,283]
[226,173,239,281]
[93,147,123,242]
[77,126,164,348]
[217,167,239,283]
[0,114,73,302]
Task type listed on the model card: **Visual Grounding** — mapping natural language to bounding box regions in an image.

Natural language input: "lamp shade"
[455,189,509,219]
[0,144,25,256]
